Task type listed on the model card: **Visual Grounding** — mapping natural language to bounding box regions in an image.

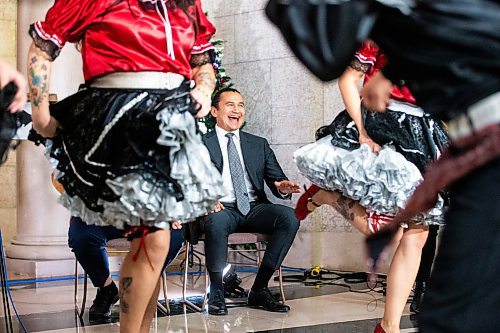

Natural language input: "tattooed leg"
[313,189,372,235]
[119,277,133,314]
[119,229,170,333]
[333,195,356,221]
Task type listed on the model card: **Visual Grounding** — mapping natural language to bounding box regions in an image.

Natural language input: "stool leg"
[256,242,262,267]
[182,242,202,312]
[74,260,78,304]
[202,266,209,310]
[79,272,88,319]
[278,267,286,304]
[161,272,170,315]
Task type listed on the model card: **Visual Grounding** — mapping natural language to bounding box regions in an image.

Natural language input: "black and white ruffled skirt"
[45,79,225,230]
[294,102,449,225]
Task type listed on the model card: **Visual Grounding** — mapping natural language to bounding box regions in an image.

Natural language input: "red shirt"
[353,42,416,105]
[32,0,216,81]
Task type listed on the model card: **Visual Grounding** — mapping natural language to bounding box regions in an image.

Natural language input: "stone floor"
[0,264,419,333]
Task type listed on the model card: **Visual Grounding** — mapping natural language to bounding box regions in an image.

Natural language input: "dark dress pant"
[68,216,184,287]
[202,202,300,274]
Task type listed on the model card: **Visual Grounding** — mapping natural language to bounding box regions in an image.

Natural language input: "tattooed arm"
[27,42,59,137]
[190,52,216,119]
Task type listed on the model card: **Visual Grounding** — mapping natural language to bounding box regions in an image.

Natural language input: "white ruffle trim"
[294,137,444,225]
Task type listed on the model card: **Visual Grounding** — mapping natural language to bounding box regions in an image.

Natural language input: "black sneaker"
[89,281,119,320]
[207,289,228,315]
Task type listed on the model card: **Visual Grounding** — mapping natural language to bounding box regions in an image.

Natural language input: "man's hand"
[275,180,301,194]
[0,59,27,113]
[361,71,393,112]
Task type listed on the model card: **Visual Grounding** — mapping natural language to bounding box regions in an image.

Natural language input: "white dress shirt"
[214,125,258,203]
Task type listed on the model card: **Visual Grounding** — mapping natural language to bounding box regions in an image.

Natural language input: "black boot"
[89,281,119,320]
[410,281,427,313]
[207,289,228,315]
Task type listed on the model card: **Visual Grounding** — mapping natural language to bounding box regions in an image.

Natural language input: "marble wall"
[0,0,18,244]
[202,1,390,272]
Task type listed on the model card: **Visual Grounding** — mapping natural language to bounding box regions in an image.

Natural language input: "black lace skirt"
[318,106,449,174]
[43,81,224,230]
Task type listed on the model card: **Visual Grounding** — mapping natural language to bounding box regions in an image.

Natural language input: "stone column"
[6,0,85,278]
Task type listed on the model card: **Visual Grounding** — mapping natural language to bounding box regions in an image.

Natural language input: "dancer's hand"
[361,72,393,112]
[208,202,225,214]
[171,221,182,230]
[0,59,27,113]
[359,133,381,153]
[191,86,212,119]
[275,180,301,194]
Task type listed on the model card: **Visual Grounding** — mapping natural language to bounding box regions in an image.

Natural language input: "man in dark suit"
[202,87,301,315]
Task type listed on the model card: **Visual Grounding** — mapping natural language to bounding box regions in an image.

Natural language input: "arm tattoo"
[28,55,49,107]
[119,277,133,314]
[195,71,215,92]
[334,195,356,221]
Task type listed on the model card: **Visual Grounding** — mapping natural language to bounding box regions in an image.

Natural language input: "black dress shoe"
[410,281,427,313]
[89,281,119,320]
[208,289,228,315]
[247,288,290,312]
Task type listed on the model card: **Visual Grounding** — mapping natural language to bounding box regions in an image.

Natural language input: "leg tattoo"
[119,277,133,314]
[334,196,356,221]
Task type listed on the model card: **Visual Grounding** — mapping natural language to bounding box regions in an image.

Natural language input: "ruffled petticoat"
[45,80,225,230]
[295,103,449,225]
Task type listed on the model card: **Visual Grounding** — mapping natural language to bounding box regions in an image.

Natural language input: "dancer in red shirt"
[27,1,224,331]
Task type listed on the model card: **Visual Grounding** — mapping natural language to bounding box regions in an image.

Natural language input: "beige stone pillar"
[6,0,85,277]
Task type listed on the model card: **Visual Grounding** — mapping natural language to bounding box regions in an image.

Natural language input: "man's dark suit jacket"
[184,130,292,245]
[202,130,291,203]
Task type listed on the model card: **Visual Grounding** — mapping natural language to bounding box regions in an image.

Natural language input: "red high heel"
[374,323,387,333]
[368,212,394,233]
[295,184,321,220]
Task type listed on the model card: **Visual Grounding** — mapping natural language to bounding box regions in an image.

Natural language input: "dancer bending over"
[294,42,448,333]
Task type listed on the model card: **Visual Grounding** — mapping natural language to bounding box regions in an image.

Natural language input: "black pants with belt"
[202,202,300,274]
[419,157,500,332]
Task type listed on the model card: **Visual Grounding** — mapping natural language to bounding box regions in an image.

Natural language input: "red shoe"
[368,212,393,233]
[374,323,387,333]
[295,184,321,220]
